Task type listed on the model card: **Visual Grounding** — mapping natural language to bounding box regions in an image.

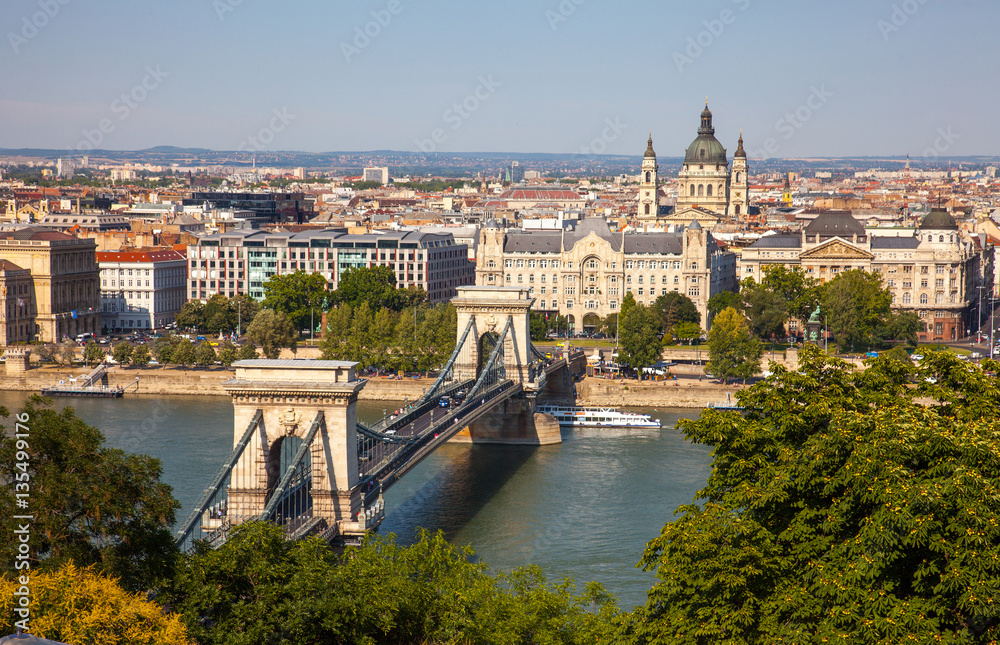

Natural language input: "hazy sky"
[1,0,996,159]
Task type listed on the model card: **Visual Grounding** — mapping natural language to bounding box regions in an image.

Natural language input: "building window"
[688,287,700,297]
[920,293,928,304]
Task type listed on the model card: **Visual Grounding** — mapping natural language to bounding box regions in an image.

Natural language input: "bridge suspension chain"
[175,410,263,552]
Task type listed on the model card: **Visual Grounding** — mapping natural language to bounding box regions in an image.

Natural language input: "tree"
[247,309,297,360]
[884,310,924,347]
[673,321,704,346]
[195,341,216,367]
[175,300,205,331]
[203,294,234,335]
[56,340,77,365]
[262,271,330,330]
[600,313,619,339]
[759,264,820,323]
[530,312,548,341]
[236,342,258,361]
[705,307,762,382]
[112,341,133,366]
[0,397,180,592]
[83,340,105,366]
[627,347,1000,643]
[152,337,175,364]
[618,294,663,376]
[0,562,189,643]
[131,344,150,367]
[332,265,400,311]
[652,292,700,334]
[320,304,353,361]
[217,341,237,367]
[740,279,789,340]
[231,294,260,335]
[707,290,740,318]
[165,522,616,645]
[822,269,893,348]
[173,338,195,366]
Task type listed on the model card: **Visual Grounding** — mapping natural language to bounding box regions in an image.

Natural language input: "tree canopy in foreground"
[624,345,1000,644]
[164,522,617,645]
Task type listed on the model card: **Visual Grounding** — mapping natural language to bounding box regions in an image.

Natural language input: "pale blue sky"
[2,0,996,159]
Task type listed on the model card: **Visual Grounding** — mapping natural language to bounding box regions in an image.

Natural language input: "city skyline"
[2,0,998,159]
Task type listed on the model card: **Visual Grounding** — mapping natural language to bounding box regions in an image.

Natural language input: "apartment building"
[187,229,474,304]
[98,248,187,330]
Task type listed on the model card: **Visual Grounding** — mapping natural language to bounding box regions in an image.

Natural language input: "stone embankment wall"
[3,364,745,409]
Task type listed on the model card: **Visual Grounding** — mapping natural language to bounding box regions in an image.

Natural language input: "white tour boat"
[536,405,661,428]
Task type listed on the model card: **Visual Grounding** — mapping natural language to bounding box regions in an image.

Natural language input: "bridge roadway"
[358,378,522,506]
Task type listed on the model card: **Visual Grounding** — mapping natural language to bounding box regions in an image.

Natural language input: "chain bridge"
[176,287,586,550]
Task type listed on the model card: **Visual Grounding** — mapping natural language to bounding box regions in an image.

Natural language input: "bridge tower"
[449,286,561,446]
[224,359,368,541]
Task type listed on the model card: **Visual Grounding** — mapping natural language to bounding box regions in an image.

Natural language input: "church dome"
[684,102,727,164]
[919,209,959,230]
[644,133,656,158]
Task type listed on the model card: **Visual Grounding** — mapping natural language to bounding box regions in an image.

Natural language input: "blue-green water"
[0,391,712,608]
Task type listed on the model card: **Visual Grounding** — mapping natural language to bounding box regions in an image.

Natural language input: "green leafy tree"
[0,397,180,592]
[247,309,297,360]
[131,344,150,367]
[822,269,893,349]
[112,341,133,366]
[759,264,821,323]
[549,314,569,337]
[83,340,105,366]
[195,341,216,367]
[320,304,353,361]
[231,294,260,335]
[262,270,330,330]
[673,321,704,346]
[740,279,789,340]
[884,310,924,346]
[164,523,617,645]
[618,294,663,376]
[705,307,762,382]
[707,290,741,318]
[530,312,548,341]
[652,292,700,334]
[236,342,258,361]
[173,338,196,366]
[333,266,400,311]
[176,300,205,331]
[152,337,175,364]
[217,341,237,367]
[600,313,619,339]
[627,346,1000,643]
[203,294,234,335]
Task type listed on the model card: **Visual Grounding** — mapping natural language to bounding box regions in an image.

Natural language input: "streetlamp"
[977,284,986,343]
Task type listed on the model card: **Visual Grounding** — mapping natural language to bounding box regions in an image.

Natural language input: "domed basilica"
[638,102,749,225]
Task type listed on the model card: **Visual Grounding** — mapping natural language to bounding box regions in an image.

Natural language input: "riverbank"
[1,364,743,408]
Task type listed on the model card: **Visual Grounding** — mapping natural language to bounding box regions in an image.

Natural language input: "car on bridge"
[438,396,451,408]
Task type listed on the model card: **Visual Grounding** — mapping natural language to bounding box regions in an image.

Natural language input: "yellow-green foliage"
[0,562,189,645]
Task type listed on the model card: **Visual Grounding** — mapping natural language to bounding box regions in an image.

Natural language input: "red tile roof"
[97,249,185,263]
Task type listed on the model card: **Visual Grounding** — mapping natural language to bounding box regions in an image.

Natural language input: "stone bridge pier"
[224,359,367,540]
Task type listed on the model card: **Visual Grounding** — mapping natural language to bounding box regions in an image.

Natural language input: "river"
[0,391,713,609]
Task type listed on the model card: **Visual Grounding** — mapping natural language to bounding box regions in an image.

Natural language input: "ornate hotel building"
[476,216,737,332]
[739,210,986,342]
